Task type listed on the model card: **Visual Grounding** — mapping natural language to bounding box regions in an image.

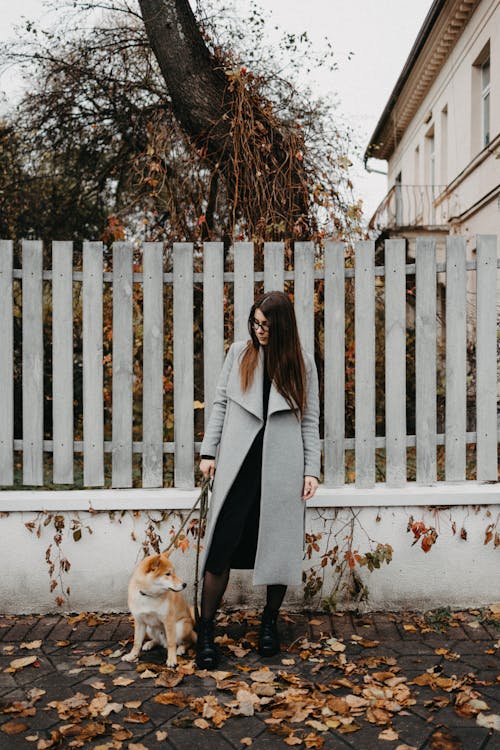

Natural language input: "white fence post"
[203,243,225,425]
[234,242,254,342]
[83,242,104,487]
[445,235,467,481]
[415,238,437,484]
[173,243,194,488]
[52,241,74,484]
[0,241,13,485]
[355,241,376,488]
[324,241,345,487]
[294,242,315,355]
[112,242,134,488]
[264,242,284,292]
[142,242,164,488]
[22,240,44,486]
[385,239,407,487]
[476,234,498,480]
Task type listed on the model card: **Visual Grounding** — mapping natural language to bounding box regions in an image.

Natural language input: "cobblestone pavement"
[0,609,499,749]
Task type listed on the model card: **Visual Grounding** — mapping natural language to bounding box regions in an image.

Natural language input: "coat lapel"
[267,383,293,416]
[226,346,264,420]
[226,345,295,418]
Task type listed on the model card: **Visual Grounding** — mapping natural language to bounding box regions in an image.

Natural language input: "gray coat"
[200,340,321,586]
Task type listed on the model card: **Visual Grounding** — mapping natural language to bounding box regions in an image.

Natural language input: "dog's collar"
[139,590,162,598]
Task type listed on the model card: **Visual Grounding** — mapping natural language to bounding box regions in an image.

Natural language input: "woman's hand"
[302,475,318,501]
[200,458,216,479]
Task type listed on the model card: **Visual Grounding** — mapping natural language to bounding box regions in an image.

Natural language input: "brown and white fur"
[122,552,197,668]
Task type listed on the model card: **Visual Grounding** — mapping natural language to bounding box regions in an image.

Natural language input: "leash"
[163,475,211,622]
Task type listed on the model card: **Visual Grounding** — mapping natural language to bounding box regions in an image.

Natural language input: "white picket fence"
[0,236,498,493]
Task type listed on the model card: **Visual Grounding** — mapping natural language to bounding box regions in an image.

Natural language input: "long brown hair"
[240,291,307,418]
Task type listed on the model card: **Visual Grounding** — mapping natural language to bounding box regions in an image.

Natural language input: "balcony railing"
[369,184,448,232]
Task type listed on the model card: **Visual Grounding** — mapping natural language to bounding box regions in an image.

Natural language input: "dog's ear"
[145,555,161,573]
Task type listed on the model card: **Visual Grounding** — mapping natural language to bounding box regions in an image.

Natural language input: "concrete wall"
[1,491,498,614]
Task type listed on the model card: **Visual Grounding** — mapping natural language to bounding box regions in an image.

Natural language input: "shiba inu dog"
[122,552,197,668]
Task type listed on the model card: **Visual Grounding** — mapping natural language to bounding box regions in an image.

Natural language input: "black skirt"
[204,361,271,575]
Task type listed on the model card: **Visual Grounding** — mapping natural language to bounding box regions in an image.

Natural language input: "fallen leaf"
[77,654,104,667]
[250,668,275,683]
[403,624,418,632]
[154,692,188,707]
[366,707,392,725]
[124,700,142,709]
[129,744,149,750]
[395,746,417,750]
[100,702,123,717]
[20,640,42,650]
[379,728,399,740]
[193,718,210,729]
[1,720,28,734]
[240,739,253,746]
[90,681,106,690]
[428,727,462,749]
[113,676,134,686]
[476,712,500,731]
[8,655,38,670]
[284,736,303,746]
[156,730,168,741]
[99,663,116,674]
[123,712,150,723]
[139,669,157,679]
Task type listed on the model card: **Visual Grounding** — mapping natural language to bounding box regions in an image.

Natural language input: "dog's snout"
[182,582,187,589]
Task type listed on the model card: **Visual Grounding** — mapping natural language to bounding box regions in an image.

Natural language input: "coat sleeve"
[199,343,236,458]
[301,353,321,479]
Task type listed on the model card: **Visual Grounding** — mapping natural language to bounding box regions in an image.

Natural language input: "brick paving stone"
[306,612,333,641]
[68,621,98,641]
[167,725,235,750]
[89,619,121,641]
[47,618,75,642]
[485,730,500,750]
[329,613,356,641]
[3,617,38,642]
[24,615,61,641]
[463,622,494,640]
[372,613,402,640]
[393,710,434,748]
[113,615,134,642]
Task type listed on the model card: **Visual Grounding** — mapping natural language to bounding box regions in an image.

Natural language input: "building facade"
[366,0,499,255]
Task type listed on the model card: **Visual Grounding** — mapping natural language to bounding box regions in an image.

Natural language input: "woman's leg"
[265,584,287,616]
[196,567,230,669]
[258,584,287,657]
[200,568,230,621]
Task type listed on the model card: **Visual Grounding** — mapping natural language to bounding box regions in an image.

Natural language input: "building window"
[481,58,490,147]
[440,106,448,185]
[472,42,490,155]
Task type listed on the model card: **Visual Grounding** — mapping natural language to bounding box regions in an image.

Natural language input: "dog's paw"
[166,654,178,668]
[121,652,138,662]
[176,644,186,656]
[142,640,156,652]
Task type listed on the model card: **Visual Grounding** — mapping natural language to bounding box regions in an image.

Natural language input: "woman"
[197,291,320,668]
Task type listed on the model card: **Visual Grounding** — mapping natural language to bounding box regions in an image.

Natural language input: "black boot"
[258,607,280,657]
[195,618,218,669]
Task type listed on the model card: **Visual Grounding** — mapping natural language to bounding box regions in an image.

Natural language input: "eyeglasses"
[252,318,271,332]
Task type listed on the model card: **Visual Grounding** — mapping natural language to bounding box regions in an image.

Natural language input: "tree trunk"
[138,0,310,238]
[138,0,229,149]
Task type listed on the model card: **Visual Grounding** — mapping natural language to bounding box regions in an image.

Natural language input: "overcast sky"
[0,0,434,222]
